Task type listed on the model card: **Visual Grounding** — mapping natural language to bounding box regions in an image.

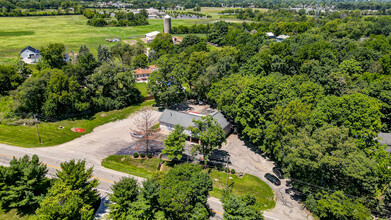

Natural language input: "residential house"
[266,32,275,39]
[158,109,231,141]
[20,46,41,64]
[134,65,158,82]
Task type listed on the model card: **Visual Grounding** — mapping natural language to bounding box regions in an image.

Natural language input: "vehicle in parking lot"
[273,167,284,179]
[265,173,281,186]
[131,132,143,139]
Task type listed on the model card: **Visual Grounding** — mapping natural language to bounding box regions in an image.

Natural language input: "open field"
[0,15,215,64]
[0,100,154,147]
[0,209,34,220]
[101,155,275,210]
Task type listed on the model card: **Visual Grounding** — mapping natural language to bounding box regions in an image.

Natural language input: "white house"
[145,31,160,42]
[20,46,41,64]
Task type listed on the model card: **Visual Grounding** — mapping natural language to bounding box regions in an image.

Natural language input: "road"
[0,109,312,220]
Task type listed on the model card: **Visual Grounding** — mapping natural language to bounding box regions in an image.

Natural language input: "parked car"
[131,132,143,139]
[264,173,281,186]
[272,167,284,179]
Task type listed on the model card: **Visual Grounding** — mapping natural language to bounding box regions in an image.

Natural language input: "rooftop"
[21,46,39,54]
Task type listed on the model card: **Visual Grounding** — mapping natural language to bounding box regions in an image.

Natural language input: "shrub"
[231,169,236,174]
[133,153,139,158]
[140,153,145,158]
[147,153,153,159]
[225,167,230,173]
[217,166,223,171]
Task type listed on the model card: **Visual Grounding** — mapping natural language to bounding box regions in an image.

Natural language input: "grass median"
[101,155,276,210]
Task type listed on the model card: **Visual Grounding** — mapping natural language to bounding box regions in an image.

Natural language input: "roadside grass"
[101,155,275,210]
[0,15,213,64]
[101,155,162,179]
[0,209,34,220]
[209,170,276,210]
[0,100,155,147]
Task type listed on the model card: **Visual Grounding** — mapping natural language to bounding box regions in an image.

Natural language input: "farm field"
[0,15,214,64]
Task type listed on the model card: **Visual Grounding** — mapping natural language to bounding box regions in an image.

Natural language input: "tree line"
[83,8,148,27]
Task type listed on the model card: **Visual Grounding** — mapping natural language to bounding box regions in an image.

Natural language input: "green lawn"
[101,155,276,210]
[209,170,276,210]
[135,82,148,97]
[0,100,154,147]
[0,15,214,64]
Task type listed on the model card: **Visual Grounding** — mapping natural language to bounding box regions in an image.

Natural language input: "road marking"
[0,153,13,158]
[211,209,223,215]
[93,176,115,183]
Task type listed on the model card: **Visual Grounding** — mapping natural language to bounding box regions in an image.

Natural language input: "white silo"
[164,15,171,34]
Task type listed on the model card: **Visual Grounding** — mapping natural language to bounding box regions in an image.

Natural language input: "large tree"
[189,115,226,164]
[0,155,49,215]
[222,194,263,220]
[40,43,66,69]
[162,124,187,160]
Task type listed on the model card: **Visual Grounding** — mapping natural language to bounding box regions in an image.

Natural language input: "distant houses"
[20,46,41,64]
[264,32,290,42]
[266,32,275,39]
[134,65,158,82]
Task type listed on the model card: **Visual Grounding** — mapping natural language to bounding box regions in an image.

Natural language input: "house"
[145,31,160,42]
[20,46,41,64]
[266,32,275,39]
[134,65,158,82]
[379,133,391,152]
[158,109,231,139]
[276,34,290,42]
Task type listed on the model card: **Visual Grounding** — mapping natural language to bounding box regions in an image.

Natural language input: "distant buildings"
[266,32,275,39]
[20,46,41,64]
[134,65,158,82]
[276,34,290,42]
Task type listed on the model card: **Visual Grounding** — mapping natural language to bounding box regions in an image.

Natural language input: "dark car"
[272,167,284,179]
[264,173,281,186]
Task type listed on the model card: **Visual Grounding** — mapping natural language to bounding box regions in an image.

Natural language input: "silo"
[164,15,171,34]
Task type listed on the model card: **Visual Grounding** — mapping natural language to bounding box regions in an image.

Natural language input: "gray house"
[158,109,231,137]
[379,133,391,152]
[20,46,41,64]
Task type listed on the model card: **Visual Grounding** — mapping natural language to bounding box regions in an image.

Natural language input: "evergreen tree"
[162,124,187,160]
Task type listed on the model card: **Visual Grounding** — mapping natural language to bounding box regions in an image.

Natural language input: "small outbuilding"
[145,31,160,42]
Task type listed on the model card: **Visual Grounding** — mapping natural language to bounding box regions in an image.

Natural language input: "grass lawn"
[101,155,276,210]
[0,100,154,147]
[135,82,148,97]
[0,209,35,220]
[0,15,215,64]
[209,170,276,210]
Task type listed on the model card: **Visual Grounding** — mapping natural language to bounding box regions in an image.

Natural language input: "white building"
[20,46,41,64]
[145,31,160,41]
[276,34,290,42]
[266,32,275,39]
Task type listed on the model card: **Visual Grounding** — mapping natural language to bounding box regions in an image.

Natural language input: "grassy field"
[0,15,215,64]
[0,100,154,147]
[101,155,276,210]
[0,209,35,220]
[135,82,148,97]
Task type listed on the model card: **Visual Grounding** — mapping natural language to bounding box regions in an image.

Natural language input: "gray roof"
[158,109,230,130]
[379,133,391,152]
[30,54,41,59]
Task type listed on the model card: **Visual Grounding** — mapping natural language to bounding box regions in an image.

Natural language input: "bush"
[133,153,139,158]
[147,153,153,159]
[217,166,223,171]
[231,169,236,174]
[140,153,145,158]
[225,167,230,173]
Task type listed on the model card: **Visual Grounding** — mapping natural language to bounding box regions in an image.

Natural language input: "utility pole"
[34,114,41,144]
[226,155,229,189]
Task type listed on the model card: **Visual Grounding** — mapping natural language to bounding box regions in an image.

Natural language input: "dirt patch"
[123,40,137,46]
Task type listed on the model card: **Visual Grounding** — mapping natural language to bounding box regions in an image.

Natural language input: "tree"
[109,177,139,219]
[150,33,174,60]
[222,193,263,220]
[133,107,159,154]
[162,124,187,160]
[0,155,49,215]
[55,159,99,207]
[36,181,95,220]
[40,43,66,69]
[133,53,148,68]
[0,65,24,95]
[97,44,112,63]
[158,164,212,219]
[189,115,226,164]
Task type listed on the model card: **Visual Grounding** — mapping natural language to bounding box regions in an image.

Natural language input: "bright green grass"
[0,100,154,147]
[0,15,214,64]
[0,209,35,220]
[101,155,275,210]
[135,82,148,97]
[102,155,162,179]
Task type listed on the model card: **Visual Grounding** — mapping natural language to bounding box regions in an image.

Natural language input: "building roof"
[134,65,158,75]
[30,54,42,60]
[158,109,230,131]
[276,34,290,39]
[145,31,160,38]
[165,15,171,19]
[266,32,274,36]
[379,133,391,152]
[21,46,39,54]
